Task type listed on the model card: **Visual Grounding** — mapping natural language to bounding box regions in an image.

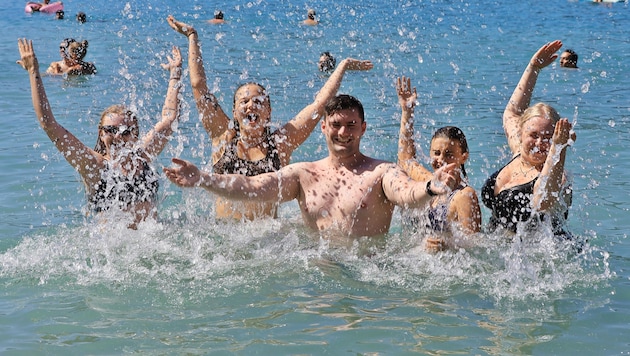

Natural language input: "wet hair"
[231,82,271,136]
[59,38,77,59]
[431,126,469,178]
[215,11,224,20]
[564,49,578,64]
[76,12,87,23]
[519,102,561,130]
[325,94,365,122]
[94,105,139,154]
[319,51,336,72]
[68,40,89,61]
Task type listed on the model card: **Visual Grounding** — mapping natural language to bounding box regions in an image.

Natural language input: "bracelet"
[426,180,437,197]
[170,67,182,80]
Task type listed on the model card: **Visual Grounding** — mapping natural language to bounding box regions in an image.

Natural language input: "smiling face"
[96,106,139,155]
[519,115,555,167]
[430,137,468,171]
[232,83,271,138]
[518,103,560,167]
[321,109,366,158]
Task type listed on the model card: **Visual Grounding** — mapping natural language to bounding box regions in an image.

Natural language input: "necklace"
[518,157,538,176]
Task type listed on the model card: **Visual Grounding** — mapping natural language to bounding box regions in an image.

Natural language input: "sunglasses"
[99,125,135,136]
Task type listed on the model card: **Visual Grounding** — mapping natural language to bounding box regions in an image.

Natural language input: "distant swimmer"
[46,38,97,76]
[76,11,86,23]
[208,10,225,25]
[318,51,336,73]
[559,49,578,69]
[303,9,318,26]
[55,10,64,19]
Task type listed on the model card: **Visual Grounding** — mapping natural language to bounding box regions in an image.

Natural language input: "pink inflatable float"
[25,1,64,14]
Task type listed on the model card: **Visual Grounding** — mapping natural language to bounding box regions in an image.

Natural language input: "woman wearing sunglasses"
[17,38,183,228]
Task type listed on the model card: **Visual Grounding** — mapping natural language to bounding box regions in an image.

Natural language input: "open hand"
[530,40,562,69]
[167,15,197,37]
[552,118,577,146]
[163,158,202,187]
[17,38,39,72]
[161,46,182,71]
[396,76,417,109]
[342,58,374,71]
[430,163,457,195]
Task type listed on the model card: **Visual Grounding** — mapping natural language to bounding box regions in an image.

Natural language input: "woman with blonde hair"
[481,40,576,237]
[18,38,183,228]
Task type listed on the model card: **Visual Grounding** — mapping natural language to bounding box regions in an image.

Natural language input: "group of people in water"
[17,14,578,251]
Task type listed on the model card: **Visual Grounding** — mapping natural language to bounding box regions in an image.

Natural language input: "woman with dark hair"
[18,38,183,228]
[396,76,481,252]
[46,38,96,75]
[167,15,374,221]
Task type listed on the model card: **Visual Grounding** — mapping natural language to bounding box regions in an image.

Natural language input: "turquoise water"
[1,0,629,354]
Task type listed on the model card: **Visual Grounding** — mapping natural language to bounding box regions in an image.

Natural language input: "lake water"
[1,0,629,354]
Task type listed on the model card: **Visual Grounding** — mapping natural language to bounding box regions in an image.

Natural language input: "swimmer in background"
[29,0,50,12]
[46,38,97,76]
[17,39,183,229]
[559,49,578,69]
[319,51,336,73]
[208,11,225,25]
[303,9,318,26]
[55,10,64,19]
[76,12,87,23]
[396,76,481,252]
[167,15,373,221]
[481,40,577,238]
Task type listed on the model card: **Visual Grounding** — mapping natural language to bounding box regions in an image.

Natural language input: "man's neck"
[328,152,368,171]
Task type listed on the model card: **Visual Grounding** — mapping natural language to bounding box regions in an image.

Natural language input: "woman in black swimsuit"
[17,39,183,229]
[396,76,482,252]
[482,40,576,236]
[167,15,374,221]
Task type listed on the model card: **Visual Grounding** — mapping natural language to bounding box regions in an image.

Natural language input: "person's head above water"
[319,51,336,72]
[231,83,272,136]
[430,126,470,177]
[559,49,578,68]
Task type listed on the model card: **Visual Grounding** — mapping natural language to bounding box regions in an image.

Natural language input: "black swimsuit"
[89,158,159,213]
[212,133,281,176]
[481,155,571,236]
[427,186,464,233]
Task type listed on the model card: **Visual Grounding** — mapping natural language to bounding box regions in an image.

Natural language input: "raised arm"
[532,118,576,212]
[396,76,432,182]
[164,158,301,203]
[504,40,562,155]
[17,39,102,182]
[279,58,374,152]
[167,15,231,139]
[142,46,183,158]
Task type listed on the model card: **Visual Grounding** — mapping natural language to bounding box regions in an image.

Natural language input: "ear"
[461,151,469,163]
[320,117,327,131]
[360,121,367,135]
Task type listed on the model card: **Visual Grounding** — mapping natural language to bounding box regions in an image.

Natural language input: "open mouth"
[243,113,259,125]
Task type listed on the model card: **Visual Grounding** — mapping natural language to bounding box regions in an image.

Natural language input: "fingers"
[171,157,188,166]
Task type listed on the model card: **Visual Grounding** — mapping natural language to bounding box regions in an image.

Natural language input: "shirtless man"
[164,95,456,241]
